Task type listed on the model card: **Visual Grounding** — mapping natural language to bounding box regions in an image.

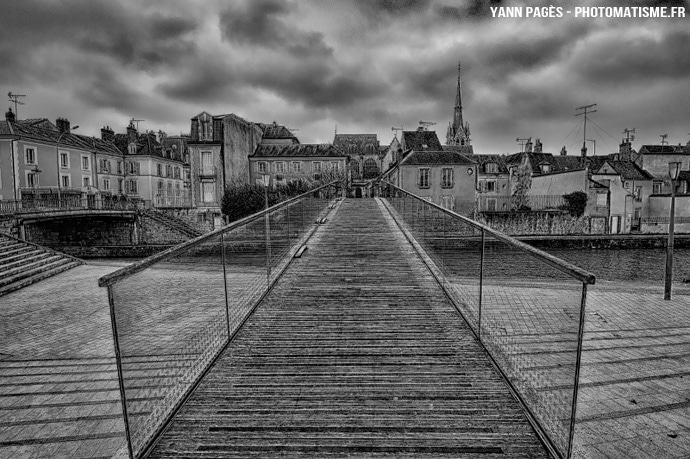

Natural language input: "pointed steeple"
[454,61,463,132]
[446,61,470,146]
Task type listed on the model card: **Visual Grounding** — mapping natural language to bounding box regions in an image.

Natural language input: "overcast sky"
[2,0,688,155]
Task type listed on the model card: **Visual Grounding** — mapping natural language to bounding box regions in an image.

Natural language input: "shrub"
[221,180,314,223]
[562,191,588,217]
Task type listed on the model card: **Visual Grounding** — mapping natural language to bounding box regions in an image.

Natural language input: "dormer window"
[198,113,213,141]
[540,164,551,173]
[485,163,498,174]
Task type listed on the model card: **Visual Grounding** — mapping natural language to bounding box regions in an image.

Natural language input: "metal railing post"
[423,202,427,241]
[403,194,406,225]
[300,198,304,232]
[286,203,291,244]
[478,229,485,341]
[107,285,134,459]
[265,210,271,287]
[442,210,447,285]
[567,282,589,459]
[220,232,231,338]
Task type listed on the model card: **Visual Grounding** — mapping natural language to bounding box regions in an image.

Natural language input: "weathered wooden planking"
[148,199,550,458]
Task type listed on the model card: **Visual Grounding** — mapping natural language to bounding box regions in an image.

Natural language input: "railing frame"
[380,182,595,459]
[99,181,341,459]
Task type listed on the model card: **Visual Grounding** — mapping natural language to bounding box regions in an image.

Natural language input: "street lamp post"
[56,125,79,208]
[665,161,681,300]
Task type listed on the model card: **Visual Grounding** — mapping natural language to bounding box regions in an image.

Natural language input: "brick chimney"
[56,117,71,133]
[560,146,567,156]
[525,138,533,153]
[619,140,633,161]
[5,107,15,122]
[101,126,115,141]
[534,138,543,153]
[127,121,138,143]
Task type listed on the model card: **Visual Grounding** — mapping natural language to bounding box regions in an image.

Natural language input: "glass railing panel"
[434,210,484,332]
[102,182,340,457]
[222,214,269,334]
[108,233,228,457]
[481,233,584,457]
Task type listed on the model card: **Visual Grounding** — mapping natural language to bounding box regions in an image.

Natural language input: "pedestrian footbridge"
[99,183,595,459]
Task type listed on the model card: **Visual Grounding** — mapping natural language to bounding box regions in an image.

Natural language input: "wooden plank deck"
[147,198,550,458]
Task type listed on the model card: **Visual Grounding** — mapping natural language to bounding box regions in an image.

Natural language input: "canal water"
[546,247,690,284]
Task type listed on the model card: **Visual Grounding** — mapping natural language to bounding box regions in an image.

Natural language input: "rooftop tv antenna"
[391,126,403,137]
[575,104,597,147]
[516,137,531,152]
[130,118,145,130]
[660,134,669,146]
[7,92,26,119]
[623,128,636,143]
[418,121,436,131]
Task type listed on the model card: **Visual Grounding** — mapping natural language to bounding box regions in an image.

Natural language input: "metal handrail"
[98,181,339,287]
[384,183,595,285]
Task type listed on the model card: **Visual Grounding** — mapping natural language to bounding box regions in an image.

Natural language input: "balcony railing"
[98,181,341,459]
[1,192,144,214]
[380,182,595,459]
[479,194,567,212]
[198,165,216,178]
[154,195,192,209]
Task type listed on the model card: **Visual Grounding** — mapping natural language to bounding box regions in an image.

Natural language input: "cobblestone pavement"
[573,282,690,459]
[0,261,129,459]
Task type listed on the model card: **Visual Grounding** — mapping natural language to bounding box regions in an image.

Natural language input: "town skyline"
[2,0,689,154]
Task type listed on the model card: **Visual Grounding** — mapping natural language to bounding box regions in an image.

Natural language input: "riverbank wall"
[516,234,690,250]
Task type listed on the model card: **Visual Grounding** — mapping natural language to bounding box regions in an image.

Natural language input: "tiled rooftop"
[253,143,345,158]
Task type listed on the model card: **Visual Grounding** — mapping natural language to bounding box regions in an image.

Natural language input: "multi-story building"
[589,158,653,233]
[474,155,511,212]
[249,144,347,187]
[635,143,690,195]
[0,109,121,203]
[111,121,188,209]
[333,133,382,197]
[186,113,302,227]
[383,129,476,214]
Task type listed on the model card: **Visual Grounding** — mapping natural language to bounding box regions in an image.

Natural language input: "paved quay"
[0,260,130,459]
[572,282,690,459]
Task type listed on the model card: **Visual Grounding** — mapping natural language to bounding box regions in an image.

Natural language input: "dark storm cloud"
[391,55,465,101]
[360,0,432,16]
[157,60,244,103]
[245,60,384,108]
[77,67,143,112]
[353,0,503,22]
[616,0,688,6]
[472,24,592,84]
[573,30,690,86]
[0,0,199,75]
[219,0,333,58]
[447,0,503,19]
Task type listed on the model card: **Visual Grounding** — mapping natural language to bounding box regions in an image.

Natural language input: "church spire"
[446,61,470,146]
[454,61,463,131]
